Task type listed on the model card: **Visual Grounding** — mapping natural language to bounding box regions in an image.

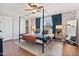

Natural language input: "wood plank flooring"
[63,43,79,56]
[3,40,35,56]
[3,40,79,56]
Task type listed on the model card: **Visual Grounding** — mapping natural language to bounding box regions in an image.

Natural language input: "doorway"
[25,20,29,34]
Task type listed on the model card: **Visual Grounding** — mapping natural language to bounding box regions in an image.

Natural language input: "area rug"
[15,40,63,56]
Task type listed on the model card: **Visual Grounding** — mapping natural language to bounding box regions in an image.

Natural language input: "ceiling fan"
[25,3,43,13]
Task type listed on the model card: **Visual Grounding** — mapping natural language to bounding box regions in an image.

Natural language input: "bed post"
[42,8,44,53]
[19,16,21,43]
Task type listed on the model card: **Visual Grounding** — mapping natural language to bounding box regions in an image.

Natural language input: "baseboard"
[3,38,18,42]
[3,39,13,42]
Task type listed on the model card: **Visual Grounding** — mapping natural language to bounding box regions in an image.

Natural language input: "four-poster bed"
[18,4,52,53]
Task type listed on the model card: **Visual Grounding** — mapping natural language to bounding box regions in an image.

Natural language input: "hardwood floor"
[63,43,79,56]
[3,40,35,56]
[3,40,79,56]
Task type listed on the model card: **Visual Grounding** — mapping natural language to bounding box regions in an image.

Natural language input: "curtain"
[35,18,41,33]
[51,14,62,33]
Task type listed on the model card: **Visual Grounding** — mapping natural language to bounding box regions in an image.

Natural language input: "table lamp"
[56,25,62,34]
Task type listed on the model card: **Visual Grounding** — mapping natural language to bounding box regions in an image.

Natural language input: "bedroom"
[0,3,79,56]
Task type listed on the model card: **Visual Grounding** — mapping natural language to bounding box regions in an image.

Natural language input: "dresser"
[0,37,3,56]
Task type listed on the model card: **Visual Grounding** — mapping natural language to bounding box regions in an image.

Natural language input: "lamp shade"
[32,26,36,32]
[56,25,62,29]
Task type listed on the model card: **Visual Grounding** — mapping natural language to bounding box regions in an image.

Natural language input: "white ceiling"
[0,3,79,17]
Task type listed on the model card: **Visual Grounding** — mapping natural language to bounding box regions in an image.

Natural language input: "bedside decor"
[55,25,62,41]
[56,25,62,34]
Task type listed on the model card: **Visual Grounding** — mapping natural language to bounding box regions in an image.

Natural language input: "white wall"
[12,16,19,39]
[20,17,25,34]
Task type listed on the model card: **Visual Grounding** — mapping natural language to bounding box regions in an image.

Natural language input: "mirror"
[66,19,77,40]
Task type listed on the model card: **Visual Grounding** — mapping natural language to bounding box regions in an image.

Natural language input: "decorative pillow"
[42,30,49,34]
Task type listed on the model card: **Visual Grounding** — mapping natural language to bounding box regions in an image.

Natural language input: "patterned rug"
[15,40,63,56]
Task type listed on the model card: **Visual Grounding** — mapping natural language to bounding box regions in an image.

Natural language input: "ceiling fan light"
[32,9,37,13]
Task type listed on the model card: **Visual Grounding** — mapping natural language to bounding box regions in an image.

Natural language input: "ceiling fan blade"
[28,3,38,8]
[38,6,43,9]
[28,3,32,7]
[25,9,33,11]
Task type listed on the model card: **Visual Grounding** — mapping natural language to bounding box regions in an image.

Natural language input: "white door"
[0,16,12,41]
